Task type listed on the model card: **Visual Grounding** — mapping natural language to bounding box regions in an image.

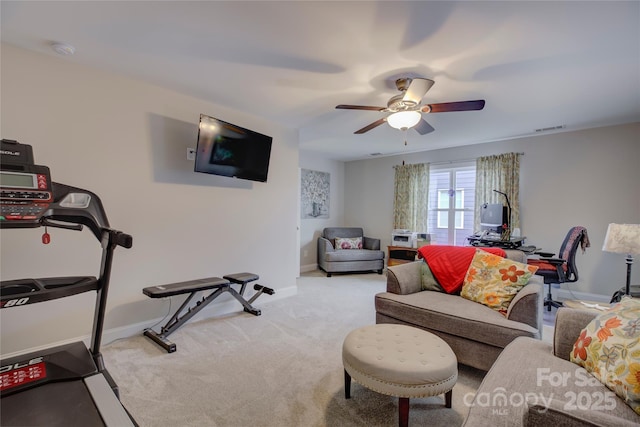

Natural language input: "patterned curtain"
[474,153,521,232]
[393,163,429,231]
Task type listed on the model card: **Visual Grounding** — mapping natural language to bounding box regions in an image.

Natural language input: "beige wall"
[298,152,345,271]
[345,122,640,297]
[0,44,300,354]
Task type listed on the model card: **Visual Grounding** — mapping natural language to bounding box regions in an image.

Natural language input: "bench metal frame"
[143,274,273,353]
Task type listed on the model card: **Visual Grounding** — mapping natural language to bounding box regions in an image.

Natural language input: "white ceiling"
[2,1,639,161]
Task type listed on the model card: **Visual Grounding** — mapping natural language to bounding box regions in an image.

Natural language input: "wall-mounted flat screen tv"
[194,114,273,183]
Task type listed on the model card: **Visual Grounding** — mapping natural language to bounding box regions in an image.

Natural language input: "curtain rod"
[397,152,525,167]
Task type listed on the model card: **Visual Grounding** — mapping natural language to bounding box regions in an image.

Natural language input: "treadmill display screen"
[0,172,37,189]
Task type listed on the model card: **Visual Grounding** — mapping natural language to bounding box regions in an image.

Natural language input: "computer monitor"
[480,203,508,233]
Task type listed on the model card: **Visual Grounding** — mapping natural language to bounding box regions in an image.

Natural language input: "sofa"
[375,249,543,371]
[463,307,640,426]
[317,227,385,277]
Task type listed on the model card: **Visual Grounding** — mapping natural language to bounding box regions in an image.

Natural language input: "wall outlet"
[187,148,196,161]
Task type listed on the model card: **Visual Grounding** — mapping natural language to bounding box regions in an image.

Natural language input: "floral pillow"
[570,297,640,415]
[334,236,363,250]
[460,249,538,315]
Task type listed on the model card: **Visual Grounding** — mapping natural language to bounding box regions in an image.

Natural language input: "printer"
[391,230,430,248]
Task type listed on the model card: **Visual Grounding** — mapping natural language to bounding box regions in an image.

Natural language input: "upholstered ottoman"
[342,324,457,427]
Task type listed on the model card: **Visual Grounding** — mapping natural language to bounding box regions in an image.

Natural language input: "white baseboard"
[555,288,610,303]
[1,285,298,360]
[300,263,317,273]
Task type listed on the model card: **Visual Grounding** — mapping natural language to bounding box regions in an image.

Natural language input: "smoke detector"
[51,42,75,56]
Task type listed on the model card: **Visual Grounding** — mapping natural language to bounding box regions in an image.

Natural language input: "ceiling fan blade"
[354,118,386,134]
[336,104,386,111]
[423,100,485,113]
[413,118,435,135]
[402,78,434,105]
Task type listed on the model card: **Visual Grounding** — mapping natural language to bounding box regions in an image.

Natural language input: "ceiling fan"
[336,77,485,135]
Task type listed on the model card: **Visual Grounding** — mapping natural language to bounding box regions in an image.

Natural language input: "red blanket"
[418,245,506,294]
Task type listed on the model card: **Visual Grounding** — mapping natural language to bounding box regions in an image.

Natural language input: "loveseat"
[463,307,640,426]
[375,248,543,371]
[317,227,385,277]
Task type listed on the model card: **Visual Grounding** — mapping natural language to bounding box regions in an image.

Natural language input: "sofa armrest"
[318,236,334,252]
[524,398,639,427]
[363,236,381,250]
[506,277,543,331]
[553,307,598,361]
[317,237,334,266]
[504,249,527,263]
[385,261,422,295]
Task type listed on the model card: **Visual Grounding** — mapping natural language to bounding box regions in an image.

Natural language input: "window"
[428,163,476,246]
[437,189,464,229]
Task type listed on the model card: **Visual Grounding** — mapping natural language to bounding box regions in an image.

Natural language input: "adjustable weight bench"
[142,273,274,353]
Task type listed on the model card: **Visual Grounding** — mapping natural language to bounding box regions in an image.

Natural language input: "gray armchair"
[317,227,385,277]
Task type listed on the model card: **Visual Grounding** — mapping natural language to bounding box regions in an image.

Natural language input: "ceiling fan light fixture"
[387,111,421,130]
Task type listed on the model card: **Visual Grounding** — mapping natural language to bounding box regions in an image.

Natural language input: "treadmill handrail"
[0,277,99,308]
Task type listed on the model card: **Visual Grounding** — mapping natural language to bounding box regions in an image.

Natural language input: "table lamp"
[602,223,640,296]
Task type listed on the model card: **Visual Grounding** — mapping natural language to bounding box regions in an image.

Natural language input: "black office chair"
[527,226,590,311]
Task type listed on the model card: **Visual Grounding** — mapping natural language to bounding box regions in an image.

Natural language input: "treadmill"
[0,139,136,426]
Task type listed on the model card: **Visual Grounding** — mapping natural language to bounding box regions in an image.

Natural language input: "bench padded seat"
[143,277,228,298]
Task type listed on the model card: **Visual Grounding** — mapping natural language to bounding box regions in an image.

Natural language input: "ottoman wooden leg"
[445,389,452,408]
[344,370,351,399]
[399,397,409,427]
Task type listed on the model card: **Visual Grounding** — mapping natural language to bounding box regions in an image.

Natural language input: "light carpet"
[103,271,496,426]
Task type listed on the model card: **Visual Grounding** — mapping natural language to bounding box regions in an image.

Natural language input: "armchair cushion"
[324,249,384,262]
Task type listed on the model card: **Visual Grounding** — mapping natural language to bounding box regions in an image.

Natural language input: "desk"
[387,246,419,267]
[467,235,533,251]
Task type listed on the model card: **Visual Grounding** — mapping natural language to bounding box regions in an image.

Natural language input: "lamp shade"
[602,223,640,254]
[387,111,421,130]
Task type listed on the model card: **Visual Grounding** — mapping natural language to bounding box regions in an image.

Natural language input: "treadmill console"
[1,140,53,226]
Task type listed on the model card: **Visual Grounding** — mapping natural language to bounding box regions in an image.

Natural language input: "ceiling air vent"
[535,125,566,133]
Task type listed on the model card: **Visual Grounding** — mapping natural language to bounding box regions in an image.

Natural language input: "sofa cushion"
[570,297,640,415]
[417,245,506,294]
[375,290,538,349]
[324,249,384,262]
[420,260,444,292]
[335,236,363,250]
[461,250,538,315]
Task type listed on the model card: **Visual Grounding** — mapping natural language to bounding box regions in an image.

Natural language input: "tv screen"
[194,114,273,182]
[480,203,508,233]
